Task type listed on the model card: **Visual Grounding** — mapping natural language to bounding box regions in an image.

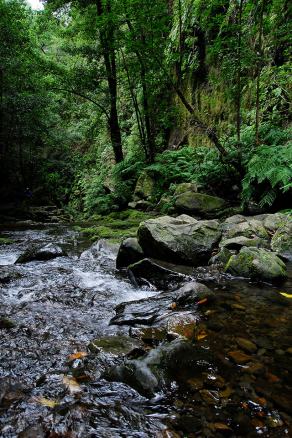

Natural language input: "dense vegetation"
[0,0,291,217]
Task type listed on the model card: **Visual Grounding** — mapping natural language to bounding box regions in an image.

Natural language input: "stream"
[0,224,291,437]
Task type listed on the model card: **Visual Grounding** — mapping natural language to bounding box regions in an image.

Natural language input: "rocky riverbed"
[0,213,291,437]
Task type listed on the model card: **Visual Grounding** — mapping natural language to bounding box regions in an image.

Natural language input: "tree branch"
[51,87,110,120]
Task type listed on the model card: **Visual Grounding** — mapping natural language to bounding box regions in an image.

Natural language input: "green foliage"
[242,127,292,207]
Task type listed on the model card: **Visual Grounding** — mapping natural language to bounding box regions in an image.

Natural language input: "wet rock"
[235,337,257,353]
[271,220,292,259]
[106,339,212,396]
[127,258,188,290]
[15,243,67,263]
[174,192,227,217]
[116,238,144,269]
[209,247,234,266]
[174,281,215,306]
[199,389,220,405]
[0,267,21,284]
[88,335,141,355]
[137,215,221,266]
[227,350,252,364]
[0,317,16,329]
[110,291,175,326]
[225,247,287,282]
[162,312,198,339]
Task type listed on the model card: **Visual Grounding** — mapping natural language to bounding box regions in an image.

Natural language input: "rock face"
[15,243,66,264]
[133,171,155,201]
[137,215,221,266]
[225,247,287,282]
[116,238,144,269]
[175,192,227,217]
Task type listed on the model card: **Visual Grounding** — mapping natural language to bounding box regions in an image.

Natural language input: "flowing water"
[0,224,291,437]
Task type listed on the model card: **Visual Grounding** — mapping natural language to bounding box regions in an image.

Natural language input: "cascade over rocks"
[137,215,221,266]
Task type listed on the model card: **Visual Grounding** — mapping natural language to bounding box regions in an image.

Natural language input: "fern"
[242,139,292,207]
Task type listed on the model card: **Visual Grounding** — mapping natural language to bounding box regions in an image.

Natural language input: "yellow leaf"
[63,376,81,394]
[35,397,58,408]
[196,329,208,341]
[197,298,208,306]
[279,292,292,298]
[68,351,88,361]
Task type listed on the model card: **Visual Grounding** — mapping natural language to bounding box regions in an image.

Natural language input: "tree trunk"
[255,0,265,145]
[236,0,243,143]
[96,0,123,163]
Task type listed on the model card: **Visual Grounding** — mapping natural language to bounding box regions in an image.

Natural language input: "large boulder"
[116,238,144,269]
[225,247,287,282]
[133,171,155,201]
[174,192,227,217]
[15,243,67,264]
[271,221,292,259]
[137,215,221,266]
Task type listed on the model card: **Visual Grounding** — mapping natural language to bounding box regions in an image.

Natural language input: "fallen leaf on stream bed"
[63,376,82,394]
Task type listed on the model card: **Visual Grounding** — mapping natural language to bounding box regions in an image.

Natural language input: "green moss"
[77,209,158,243]
[0,237,13,245]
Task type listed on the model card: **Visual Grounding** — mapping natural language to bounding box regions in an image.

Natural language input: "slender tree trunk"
[96,0,123,163]
[236,0,243,143]
[120,49,147,155]
[126,20,155,162]
[255,0,265,145]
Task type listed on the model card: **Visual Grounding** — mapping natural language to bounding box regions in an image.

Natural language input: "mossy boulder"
[271,221,292,259]
[174,183,197,196]
[174,192,227,217]
[219,235,268,250]
[221,216,269,240]
[137,215,221,266]
[225,247,287,282]
[133,171,155,201]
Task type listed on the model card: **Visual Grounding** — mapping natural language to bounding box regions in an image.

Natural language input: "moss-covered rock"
[221,217,269,240]
[271,221,292,259]
[137,215,221,266]
[174,192,227,217]
[174,183,197,196]
[133,171,155,201]
[225,247,287,282]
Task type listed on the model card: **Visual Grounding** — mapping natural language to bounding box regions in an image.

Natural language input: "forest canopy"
[0,0,291,215]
